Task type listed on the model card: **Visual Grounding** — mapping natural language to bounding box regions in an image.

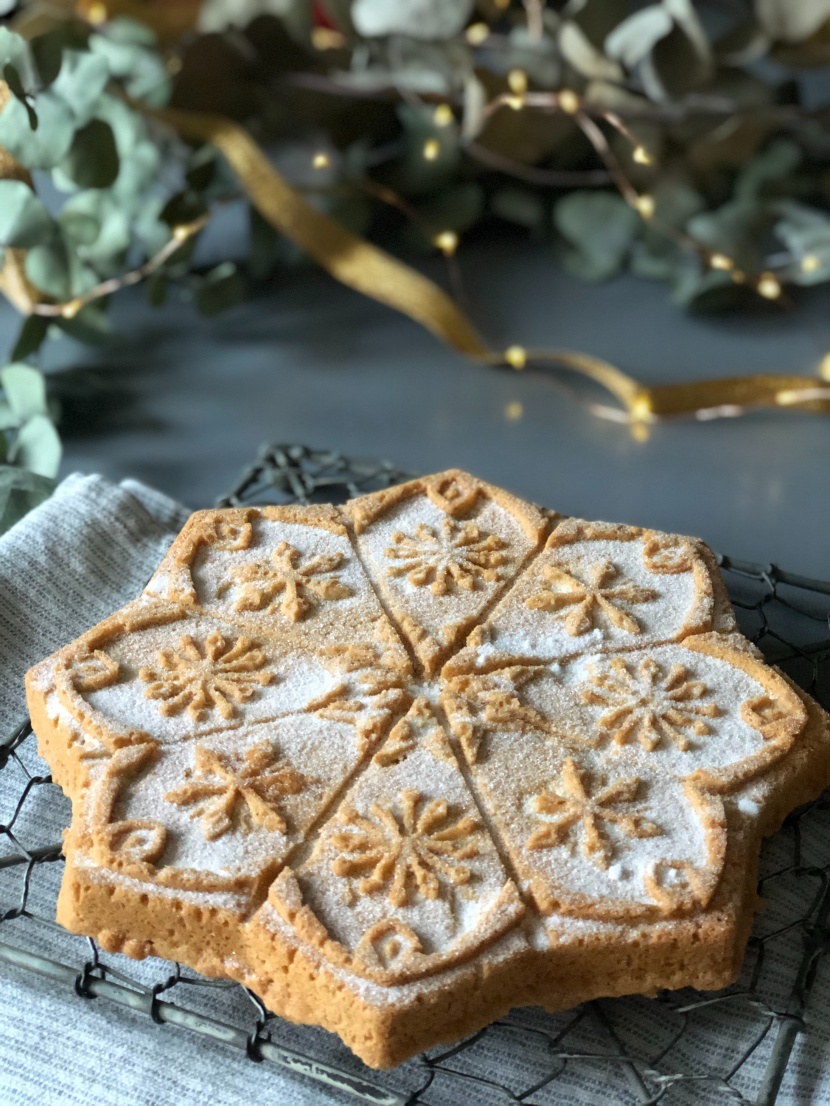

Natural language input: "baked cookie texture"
[26,470,830,1069]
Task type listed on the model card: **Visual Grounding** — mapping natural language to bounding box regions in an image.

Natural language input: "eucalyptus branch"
[31,213,211,319]
[465,141,612,187]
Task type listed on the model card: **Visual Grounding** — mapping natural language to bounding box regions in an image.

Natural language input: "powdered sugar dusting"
[82,615,337,744]
[356,494,533,663]
[466,535,703,663]
[295,703,515,960]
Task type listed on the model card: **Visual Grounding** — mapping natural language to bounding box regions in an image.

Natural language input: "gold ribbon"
[154,105,830,424]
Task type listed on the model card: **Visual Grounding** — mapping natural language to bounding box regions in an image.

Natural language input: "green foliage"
[554,192,639,280]
[0,363,61,525]
[0,464,54,534]
[0,1,829,529]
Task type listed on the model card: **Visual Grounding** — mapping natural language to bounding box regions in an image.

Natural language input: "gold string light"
[504,345,528,370]
[757,273,782,300]
[504,401,524,421]
[312,152,331,169]
[557,89,580,114]
[22,101,830,435]
[423,139,441,161]
[466,22,490,45]
[433,104,454,127]
[311,27,346,50]
[433,230,459,256]
[83,1,108,24]
[474,79,802,310]
[60,299,83,319]
[508,69,528,96]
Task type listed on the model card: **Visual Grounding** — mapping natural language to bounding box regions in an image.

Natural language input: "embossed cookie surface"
[26,471,830,1068]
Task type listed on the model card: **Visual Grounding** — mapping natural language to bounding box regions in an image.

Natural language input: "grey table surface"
[3,228,829,577]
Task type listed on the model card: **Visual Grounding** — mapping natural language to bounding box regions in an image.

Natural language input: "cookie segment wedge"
[344,470,547,675]
[446,518,722,674]
[238,697,532,1067]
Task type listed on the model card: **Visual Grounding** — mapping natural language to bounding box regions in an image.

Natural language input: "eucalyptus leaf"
[195,262,246,316]
[0,363,48,421]
[490,187,545,229]
[60,119,120,189]
[51,49,109,126]
[494,28,556,87]
[461,74,487,141]
[89,29,171,106]
[554,191,639,280]
[558,21,623,81]
[0,89,75,170]
[671,263,744,310]
[10,315,49,362]
[58,208,101,246]
[102,17,158,48]
[755,0,830,43]
[11,413,61,477]
[24,242,71,300]
[735,139,800,201]
[199,0,298,32]
[3,63,38,131]
[62,192,131,268]
[643,14,713,100]
[25,238,97,300]
[352,0,472,41]
[664,0,712,64]
[0,28,37,94]
[0,180,54,249]
[687,199,767,270]
[56,302,113,343]
[0,464,55,535]
[605,5,673,67]
[773,202,830,285]
[30,24,91,87]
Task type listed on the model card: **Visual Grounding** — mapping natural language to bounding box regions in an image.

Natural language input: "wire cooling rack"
[2,444,830,1106]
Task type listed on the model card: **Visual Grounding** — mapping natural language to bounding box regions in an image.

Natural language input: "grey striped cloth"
[0,475,346,1105]
[0,473,826,1105]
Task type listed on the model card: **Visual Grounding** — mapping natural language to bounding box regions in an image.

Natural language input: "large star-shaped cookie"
[26,471,830,1068]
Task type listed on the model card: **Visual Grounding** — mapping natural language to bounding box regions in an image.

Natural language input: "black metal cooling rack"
[2,444,830,1106]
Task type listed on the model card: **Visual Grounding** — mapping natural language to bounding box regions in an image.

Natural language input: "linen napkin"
[0,474,346,1106]
[0,473,827,1106]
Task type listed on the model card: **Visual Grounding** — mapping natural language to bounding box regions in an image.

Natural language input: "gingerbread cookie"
[26,471,830,1068]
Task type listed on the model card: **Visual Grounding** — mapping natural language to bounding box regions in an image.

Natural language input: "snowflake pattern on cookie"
[165,741,306,840]
[525,559,658,636]
[526,758,661,868]
[329,789,480,907]
[139,632,274,721]
[384,519,509,596]
[583,655,720,751]
[219,540,352,621]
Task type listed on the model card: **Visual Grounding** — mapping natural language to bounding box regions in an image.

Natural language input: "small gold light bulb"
[757,273,782,300]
